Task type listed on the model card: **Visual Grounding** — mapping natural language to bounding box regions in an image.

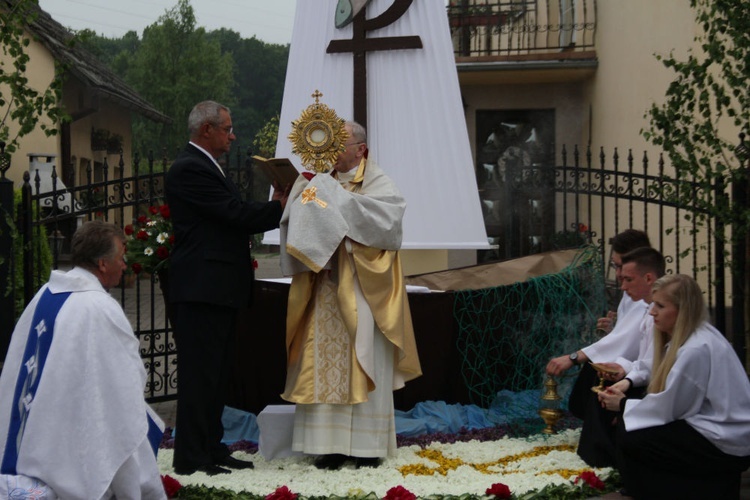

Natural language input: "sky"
[37,0,296,45]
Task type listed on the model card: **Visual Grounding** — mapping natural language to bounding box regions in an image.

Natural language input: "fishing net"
[452,245,608,427]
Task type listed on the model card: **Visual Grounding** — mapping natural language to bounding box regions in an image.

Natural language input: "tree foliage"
[642,0,750,240]
[126,0,235,155]
[75,28,140,77]
[208,29,289,150]
[73,0,289,163]
[0,0,67,154]
[251,114,279,159]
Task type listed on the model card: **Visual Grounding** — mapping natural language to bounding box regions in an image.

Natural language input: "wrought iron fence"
[476,140,746,362]
[2,138,747,401]
[4,146,259,402]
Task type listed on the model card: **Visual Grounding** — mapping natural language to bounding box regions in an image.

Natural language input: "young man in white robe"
[280,121,421,470]
[0,221,166,499]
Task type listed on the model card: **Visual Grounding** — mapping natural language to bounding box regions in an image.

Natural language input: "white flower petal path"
[157,428,613,497]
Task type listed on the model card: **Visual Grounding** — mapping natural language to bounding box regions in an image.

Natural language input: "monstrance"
[288,90,349,173]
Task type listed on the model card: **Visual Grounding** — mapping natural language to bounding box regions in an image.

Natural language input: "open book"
[251,156,300,187]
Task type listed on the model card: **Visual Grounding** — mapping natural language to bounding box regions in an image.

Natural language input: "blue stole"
[1,289,71,475]
[147,412,162,455]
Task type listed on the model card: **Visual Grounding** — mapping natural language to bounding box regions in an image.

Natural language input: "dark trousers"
[568,362,598,419]
[618,418,750,500]
[571,363,645,468]
[172,302,237,469]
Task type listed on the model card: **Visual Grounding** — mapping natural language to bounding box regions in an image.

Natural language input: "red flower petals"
[266,485,298,500]
[486,482,512,498]
[384,485,416,500]
[575,470,606,491]
[161,474,181,498]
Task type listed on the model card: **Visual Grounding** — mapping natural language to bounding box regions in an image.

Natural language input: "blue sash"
[147,412,162,456]
[1,289,71,474]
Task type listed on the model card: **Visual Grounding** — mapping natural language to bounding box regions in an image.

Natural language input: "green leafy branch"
[0,0,68,154]
[641,0,750,247]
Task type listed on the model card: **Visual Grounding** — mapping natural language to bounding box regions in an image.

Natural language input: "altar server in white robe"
[546,229,653,379]
[600,274,750,499]
[0,221,166,499]
[280,121,421,470]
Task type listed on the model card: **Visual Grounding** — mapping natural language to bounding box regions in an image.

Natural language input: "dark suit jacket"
[165,143,282,309]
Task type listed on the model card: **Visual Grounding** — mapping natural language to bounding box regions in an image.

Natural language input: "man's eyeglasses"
[212,124,234,135]
[344,141,363,148]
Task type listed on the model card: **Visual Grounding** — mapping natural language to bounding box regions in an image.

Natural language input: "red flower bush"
[384,485,416,500]
[575,471,606,491]
[486,482,512,498]
[125,204,173,275]
[266,485,298,500]
[161,474,181,498]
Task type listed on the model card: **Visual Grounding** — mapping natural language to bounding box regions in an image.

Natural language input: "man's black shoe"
[174,464,231,476]
[355,457,381,469]
[314,454,349,470]
[217,455,255,470]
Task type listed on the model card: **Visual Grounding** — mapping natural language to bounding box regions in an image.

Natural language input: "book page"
[252,156,300,186]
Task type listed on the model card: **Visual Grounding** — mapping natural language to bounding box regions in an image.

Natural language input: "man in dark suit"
[166,100,289,476]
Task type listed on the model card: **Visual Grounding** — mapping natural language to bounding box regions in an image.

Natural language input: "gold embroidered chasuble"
[280,159,421,405]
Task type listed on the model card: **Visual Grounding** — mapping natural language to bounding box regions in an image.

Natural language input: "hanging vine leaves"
[642,0,750,243]
[0,0,67,154]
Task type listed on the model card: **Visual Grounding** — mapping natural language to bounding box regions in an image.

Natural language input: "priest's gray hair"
[71,221,125,271]
[188,101,231,135]
[347,121,367,144]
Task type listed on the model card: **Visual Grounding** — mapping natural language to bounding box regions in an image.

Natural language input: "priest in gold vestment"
[279,122,421,469]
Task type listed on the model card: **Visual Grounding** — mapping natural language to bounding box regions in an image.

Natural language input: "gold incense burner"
[589,362,620,393]
[538,376,563,434]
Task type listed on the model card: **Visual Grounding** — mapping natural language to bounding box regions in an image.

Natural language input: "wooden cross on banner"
[327,0,422,128]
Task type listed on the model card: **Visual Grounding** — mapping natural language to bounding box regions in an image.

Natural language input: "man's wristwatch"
[569,352,579,365]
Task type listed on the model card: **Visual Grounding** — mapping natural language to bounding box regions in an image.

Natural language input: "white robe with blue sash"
[0,268,165,499]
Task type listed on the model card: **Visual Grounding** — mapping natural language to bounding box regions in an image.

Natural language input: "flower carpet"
[157,428,619,499]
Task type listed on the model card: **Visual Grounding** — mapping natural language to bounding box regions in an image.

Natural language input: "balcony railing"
[447,0,596,58]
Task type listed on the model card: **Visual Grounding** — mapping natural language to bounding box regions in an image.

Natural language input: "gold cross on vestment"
[301,186,328,208]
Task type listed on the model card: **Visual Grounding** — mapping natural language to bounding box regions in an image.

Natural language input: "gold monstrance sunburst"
[288,90,349,173]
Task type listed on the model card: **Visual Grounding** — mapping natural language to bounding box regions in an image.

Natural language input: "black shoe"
[314,454,349,470]
[216,455,254,470]
[355,457,381,468]
[173,463,231,476]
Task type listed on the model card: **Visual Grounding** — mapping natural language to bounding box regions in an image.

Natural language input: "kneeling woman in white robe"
[599,274,750,500]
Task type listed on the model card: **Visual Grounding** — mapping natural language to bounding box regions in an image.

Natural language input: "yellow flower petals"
[398,444,577,477]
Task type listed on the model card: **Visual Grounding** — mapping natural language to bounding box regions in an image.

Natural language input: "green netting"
[453,246,607,415]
